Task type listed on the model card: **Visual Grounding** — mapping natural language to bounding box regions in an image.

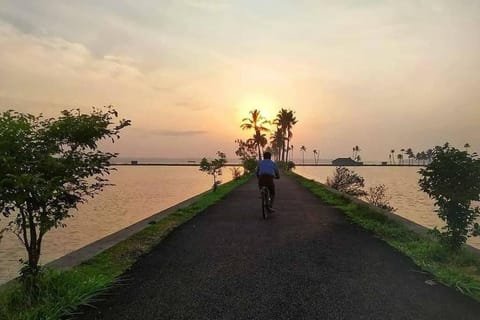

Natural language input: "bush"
[277,160,295,172]
[365,184,396,212]
[200,151,227,191]
[230,167,243,180]
[419,143,480,251]
[326,167,367,197]
[242,158,258,175]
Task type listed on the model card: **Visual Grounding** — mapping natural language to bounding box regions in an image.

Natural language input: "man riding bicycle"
[256,151,280,210]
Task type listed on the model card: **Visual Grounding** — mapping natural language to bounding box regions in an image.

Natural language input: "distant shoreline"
[111,163,426,167]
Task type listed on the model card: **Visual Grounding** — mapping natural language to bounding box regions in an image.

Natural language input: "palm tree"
[274,109,298,161]
[397,153,403,165]
[400,148,405,165]
[270,128,284,161]
[405,148,414,165]
[426,149,433,164]
[289,145,294,162]
[248,131,268,158]
[420,151,427,165]
[390,149,395,165]
[416,152,421,165]
[313,149,319,165]
[352,145,360,160]
[241,109,270,160]
[300,145,306,165]
[465,143,471,153]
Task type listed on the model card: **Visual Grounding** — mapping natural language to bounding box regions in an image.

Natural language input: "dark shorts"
[258,174,275,197]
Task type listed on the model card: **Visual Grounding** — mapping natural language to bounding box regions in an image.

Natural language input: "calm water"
[0,166,236,284]
[294,166,480,249]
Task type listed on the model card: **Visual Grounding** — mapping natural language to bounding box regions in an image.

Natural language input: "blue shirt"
[256,159,280,178]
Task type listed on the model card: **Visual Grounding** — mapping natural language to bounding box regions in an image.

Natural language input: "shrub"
[277,160,295,172]
[419,143,480,251]
[230,167,243,180]
[365,184,396,212]
[326,167,367,197]
[242,158,258,174]
[199,151,227,191]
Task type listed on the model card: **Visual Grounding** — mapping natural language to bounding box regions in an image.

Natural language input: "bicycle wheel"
[261,187,269,220]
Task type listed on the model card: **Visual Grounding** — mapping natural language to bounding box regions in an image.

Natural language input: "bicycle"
[260,185,272,219]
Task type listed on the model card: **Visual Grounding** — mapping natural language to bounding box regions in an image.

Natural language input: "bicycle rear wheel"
[261,187,269,220]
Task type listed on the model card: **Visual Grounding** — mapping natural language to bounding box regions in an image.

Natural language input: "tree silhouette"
[405,148,414,165]
[274,109,297,161]
[465,143,471,153]
[313,149,319,165]
[300,145,306,165]
[270,128,284,161]
[240,109,270,160]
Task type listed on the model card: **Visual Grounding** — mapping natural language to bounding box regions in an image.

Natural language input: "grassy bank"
[290,172,480,301]
[0,175,251,320]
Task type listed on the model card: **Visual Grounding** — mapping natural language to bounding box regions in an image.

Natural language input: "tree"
[326,167,367,197]
[465,143,471,153]
[390,149,396,165]
[199,151,227,191]
[234,139,257,174]
[313,149,319,165]
[352,145,360,160]
[400,148,405,164]
[240,109,270,160]
[270,128,284,161]
[365,184,396,212]
[405,148,414,165]
[300,145,306,165]
[274,109,297,161]
[419,143,480,251]
[0,107,130,292]
[426,149,433,164]
[248,131,268,159]
[397,153,403,165]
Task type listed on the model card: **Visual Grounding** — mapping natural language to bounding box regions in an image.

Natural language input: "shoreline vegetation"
[0,175,250,320]
[112,163,428,167]
[290,171,480,302]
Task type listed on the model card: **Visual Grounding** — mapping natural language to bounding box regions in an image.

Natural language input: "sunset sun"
[236,94,278,126]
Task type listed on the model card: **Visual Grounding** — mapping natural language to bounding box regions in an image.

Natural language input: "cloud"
[182,0,231,11]
[175,101,210,111]
[157,130,207,137]
[131,127,207,137]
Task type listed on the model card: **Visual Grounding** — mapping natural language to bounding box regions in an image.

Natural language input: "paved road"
[74,175,480,319]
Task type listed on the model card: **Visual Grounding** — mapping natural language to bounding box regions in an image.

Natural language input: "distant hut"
[332,157,363,166]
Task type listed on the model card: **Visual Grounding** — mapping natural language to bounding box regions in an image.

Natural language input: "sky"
[0,0,479,161]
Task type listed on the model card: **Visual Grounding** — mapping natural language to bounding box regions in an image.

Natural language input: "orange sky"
[0,1,479,161]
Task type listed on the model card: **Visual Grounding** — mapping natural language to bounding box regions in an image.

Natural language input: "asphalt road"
[73,175,480,319]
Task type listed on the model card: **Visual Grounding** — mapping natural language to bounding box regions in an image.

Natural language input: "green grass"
[0,175,251,320]
[290,172,480,301]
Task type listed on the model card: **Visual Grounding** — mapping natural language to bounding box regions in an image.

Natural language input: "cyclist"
[256,151,280,211]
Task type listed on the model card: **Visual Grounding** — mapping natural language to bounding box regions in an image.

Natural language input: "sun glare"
[236,94,278,126]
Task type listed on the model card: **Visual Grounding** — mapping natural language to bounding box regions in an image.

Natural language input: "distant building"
[131,160,138,165]
[332,158,363,166]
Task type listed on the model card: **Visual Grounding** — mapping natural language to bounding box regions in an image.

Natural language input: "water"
[294,166,480,249]
[0,166,237,284]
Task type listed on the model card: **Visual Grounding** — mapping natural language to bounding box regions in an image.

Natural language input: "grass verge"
[0,175,251,320]
[290,172,480,301]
